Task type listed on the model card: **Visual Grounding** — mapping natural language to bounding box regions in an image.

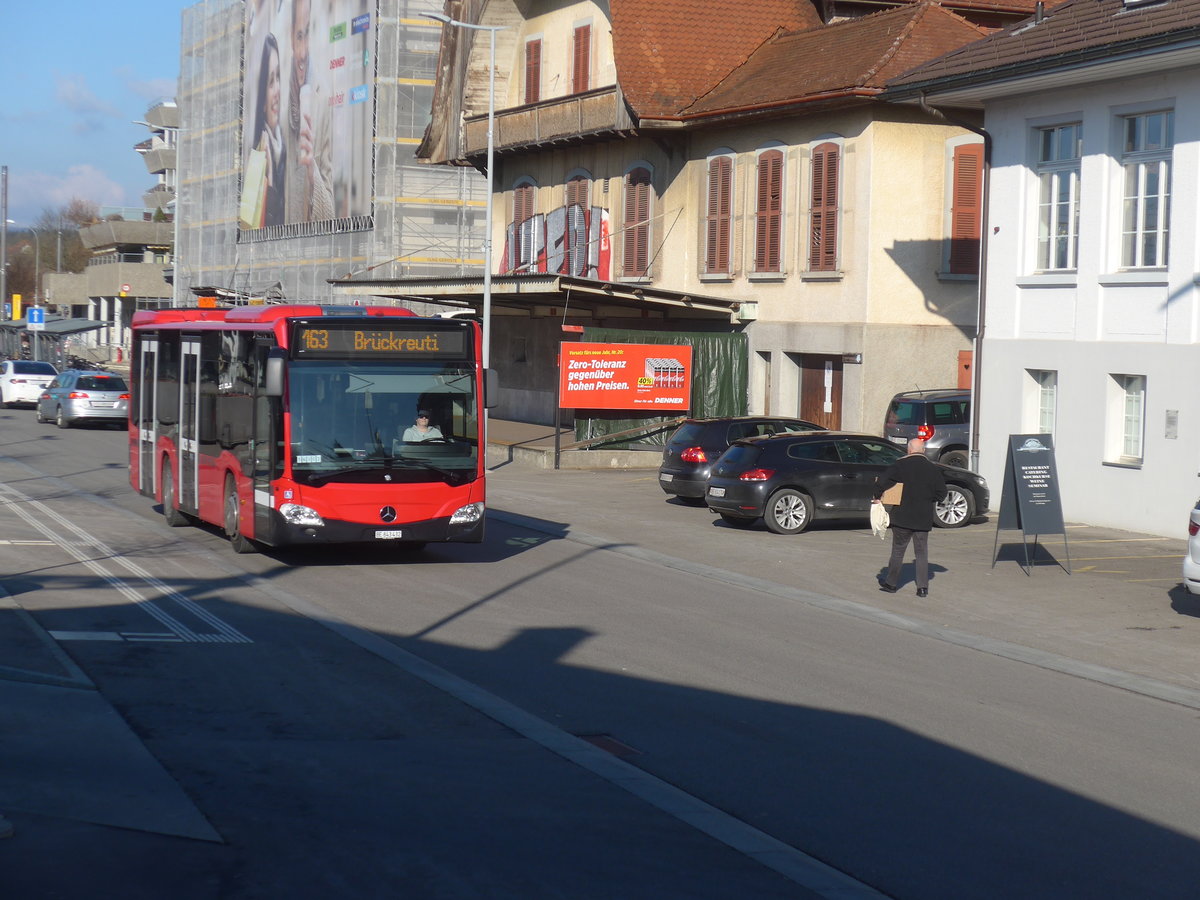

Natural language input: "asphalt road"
[2,410,1199,899]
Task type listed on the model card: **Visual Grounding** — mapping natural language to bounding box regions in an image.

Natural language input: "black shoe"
[916,588,928,598]
[878,581,898,594]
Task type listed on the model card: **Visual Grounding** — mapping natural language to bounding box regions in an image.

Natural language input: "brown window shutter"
[809,143,839,271]
[514,183,535,270]
[565,176,589,274]
[755,150,782,272]
[706,157,732,273]
[624,168,651,278]
[949,143,983,275]
[572,25,591,93]
[525,40,541,104]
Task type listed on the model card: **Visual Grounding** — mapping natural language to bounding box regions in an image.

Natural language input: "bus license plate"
[375,530,404,539]
[709,487,725,498]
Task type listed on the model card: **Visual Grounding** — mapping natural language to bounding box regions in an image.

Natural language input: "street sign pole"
[27,306,45,362]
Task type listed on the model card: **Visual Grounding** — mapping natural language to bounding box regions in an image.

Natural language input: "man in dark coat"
[872,438,947,596]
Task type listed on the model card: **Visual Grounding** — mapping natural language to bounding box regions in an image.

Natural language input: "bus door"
[178,338,201,512]
[137,337,158,496]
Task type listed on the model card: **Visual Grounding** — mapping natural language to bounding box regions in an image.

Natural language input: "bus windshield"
[287,359,479,485]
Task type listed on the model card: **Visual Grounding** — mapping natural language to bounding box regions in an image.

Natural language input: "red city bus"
[129,304,494,553]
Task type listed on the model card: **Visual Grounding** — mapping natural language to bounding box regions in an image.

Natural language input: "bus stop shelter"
[0,316,108,369]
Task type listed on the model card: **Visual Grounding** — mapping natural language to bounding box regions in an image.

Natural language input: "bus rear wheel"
[161,462,190,527]
[223,475,257,554]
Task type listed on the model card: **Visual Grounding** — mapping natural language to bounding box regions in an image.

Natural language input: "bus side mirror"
[264,348,286,397]
[484,368,499,409]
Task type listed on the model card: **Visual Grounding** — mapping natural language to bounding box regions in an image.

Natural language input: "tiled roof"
[681,3,989,117]
[610,0,823,118]
[889,0,1200,89]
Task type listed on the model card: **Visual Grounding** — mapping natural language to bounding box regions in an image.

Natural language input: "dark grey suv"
[884,389,970,469]
[659,416,823,502]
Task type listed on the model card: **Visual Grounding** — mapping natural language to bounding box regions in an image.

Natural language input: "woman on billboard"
[250,33,287,227]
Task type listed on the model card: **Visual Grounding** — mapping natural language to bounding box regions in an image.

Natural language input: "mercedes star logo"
[380,506,397,523]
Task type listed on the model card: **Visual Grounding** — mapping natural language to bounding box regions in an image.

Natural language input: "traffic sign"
[27,306,46,332]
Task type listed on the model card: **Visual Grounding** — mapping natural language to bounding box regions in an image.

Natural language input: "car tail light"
[118,393,130,400]
[68,392,90,399]
[10,378,27,384]
[680,446,707,463]
[738,468,775,481]
[917,424,935,440]
[1190,518,1199,537]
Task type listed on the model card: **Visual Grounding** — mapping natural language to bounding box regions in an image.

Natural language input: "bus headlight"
[449,502,484,525]
[279,503,324,527]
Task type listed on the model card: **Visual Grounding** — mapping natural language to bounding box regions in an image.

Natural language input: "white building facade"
[889,0,1200,537]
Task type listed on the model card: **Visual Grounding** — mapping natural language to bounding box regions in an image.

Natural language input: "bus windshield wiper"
[391,455,469,484]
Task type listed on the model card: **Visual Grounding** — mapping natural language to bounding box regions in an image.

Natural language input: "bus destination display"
[292,324,467,359]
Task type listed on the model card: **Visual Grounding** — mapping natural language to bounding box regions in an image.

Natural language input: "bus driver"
[401,410,443,443]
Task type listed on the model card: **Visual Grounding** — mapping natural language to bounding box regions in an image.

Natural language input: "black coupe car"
[704,431,988,534]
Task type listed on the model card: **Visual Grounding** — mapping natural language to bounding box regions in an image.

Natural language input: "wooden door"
[799,354,842,429]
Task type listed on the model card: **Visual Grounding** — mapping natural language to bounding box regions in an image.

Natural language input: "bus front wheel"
[223,475,257,554]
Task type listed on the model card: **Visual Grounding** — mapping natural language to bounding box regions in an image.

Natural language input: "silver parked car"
[0,359,58,407]
[36,369,130,429]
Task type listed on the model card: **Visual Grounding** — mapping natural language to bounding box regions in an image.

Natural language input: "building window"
[564,174,590,276]
[1121,111,1172,268]
[524,38,542,104]
[754,148,783,273]
[1025,369,1057,436]
[572,24,591,93]
[1036,124,1081,271]
[1106,373,1145,465]
[705,153,733,275]
[808,141,840,272]
[948,142,983,275]
[622,166,652,278]
[511,180,539,272]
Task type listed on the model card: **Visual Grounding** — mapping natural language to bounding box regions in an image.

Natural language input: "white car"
[1185,501,1200,595]
[0,359,58,407]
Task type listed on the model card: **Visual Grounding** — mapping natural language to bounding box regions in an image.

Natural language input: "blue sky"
[1,0,193,228]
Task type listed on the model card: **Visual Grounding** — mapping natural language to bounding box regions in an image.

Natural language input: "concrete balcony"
[141,147,176,175]
[463,85,635,158]
[80,220,174,251]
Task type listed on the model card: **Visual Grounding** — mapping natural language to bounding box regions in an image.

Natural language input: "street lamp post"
[28,226,41,305]
[422,12,503,376]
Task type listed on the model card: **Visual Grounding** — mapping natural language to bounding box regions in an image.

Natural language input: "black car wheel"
[935,485,975,528]
[718,512,755,528]
[763,489,814,535]
[940,449,970,469]
[56,407,71,429]
[35,405,48,424]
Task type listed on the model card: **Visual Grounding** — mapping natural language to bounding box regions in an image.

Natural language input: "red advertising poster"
[559,342,692,411]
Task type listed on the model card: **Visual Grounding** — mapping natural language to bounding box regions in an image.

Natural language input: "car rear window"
[13,361,57,376]
[887,401,922,426]
[787,441,839,461]
[669,423,706,445]
[78,375,128,391]
[720,444,761,466]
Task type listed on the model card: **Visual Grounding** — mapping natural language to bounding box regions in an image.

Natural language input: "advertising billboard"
[559,343,693,411]
[240,0,375,232]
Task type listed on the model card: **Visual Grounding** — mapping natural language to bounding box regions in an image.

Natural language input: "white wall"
[977,66,1200,536]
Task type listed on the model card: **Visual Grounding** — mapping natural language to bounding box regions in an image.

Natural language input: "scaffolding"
[175,0,485,306]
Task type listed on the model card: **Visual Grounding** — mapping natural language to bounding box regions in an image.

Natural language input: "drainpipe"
[920,94,991,473]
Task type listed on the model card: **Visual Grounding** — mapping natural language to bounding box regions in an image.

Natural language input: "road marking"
[0,483,251,645]
[49,631,124,642]
[1070,554,1184,561]
[1070,537,1172,543]
[0,539,55,545]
